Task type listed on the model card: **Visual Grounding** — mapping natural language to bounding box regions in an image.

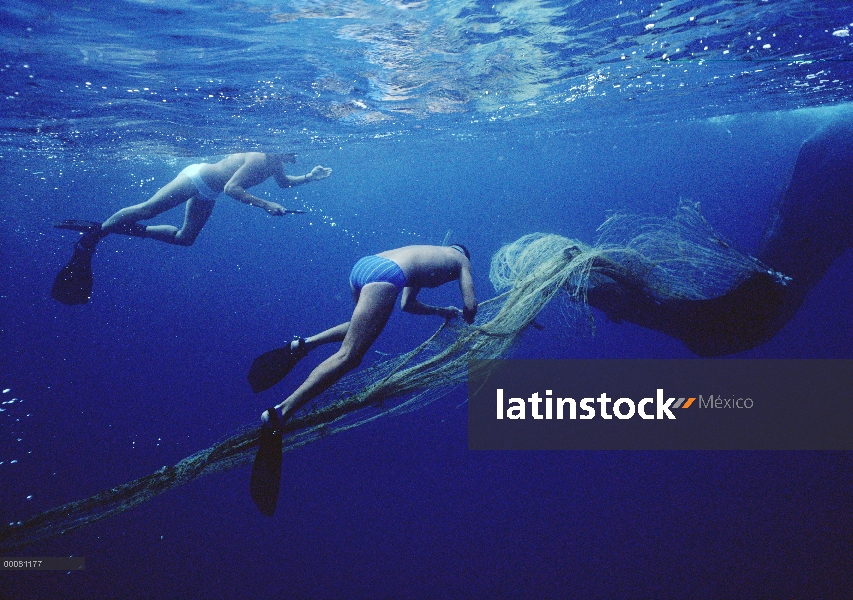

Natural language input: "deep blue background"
[2,111,853,598]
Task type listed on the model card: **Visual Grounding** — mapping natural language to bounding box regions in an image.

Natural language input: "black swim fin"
[53,219,147,238]
[250,408,284,517]
[51,232,103,305]
[247,337,306,393]
[53,219,104,234]
[107,222,148,238]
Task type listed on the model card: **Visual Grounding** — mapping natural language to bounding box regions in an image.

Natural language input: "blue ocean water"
[1,1,853,598]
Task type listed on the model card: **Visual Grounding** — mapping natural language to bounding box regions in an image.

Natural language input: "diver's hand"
[306,165,332,182]
[264,202,288,216]
[266,203,306,216]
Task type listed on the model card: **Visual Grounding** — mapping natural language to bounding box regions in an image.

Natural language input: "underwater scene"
[1,0,853,598]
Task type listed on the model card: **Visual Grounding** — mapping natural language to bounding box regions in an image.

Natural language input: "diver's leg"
[290,286,361,352]
[102,174,196,239]
[301,322,350,351]
[272,282,398,420]
[145,196,215,246]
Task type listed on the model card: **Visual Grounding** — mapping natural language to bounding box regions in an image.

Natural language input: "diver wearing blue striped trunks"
[349,254,408,293]
[257,244,478,428]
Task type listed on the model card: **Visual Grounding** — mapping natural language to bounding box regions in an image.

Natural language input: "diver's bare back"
[378,245,462,288]
[195,153,272,190]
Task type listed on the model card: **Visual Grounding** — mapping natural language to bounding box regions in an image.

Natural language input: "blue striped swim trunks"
[349,255,408,293]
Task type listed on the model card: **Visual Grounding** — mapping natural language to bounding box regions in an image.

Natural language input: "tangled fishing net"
[0,201,778,551]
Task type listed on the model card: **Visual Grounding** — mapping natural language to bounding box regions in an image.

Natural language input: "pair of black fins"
[51,219,146,305]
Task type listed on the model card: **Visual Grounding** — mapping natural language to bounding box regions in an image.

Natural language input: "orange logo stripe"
[681,397,696,409]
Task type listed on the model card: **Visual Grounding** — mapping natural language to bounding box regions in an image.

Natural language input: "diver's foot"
[261,407,284,428]
[290,336,307,355]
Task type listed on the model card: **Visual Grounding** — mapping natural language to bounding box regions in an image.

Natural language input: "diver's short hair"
[449,243,470,260]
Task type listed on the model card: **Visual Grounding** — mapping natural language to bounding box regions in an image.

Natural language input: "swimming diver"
[250,243,477,402]
[248,244,477,515]
[51,152,332,305]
